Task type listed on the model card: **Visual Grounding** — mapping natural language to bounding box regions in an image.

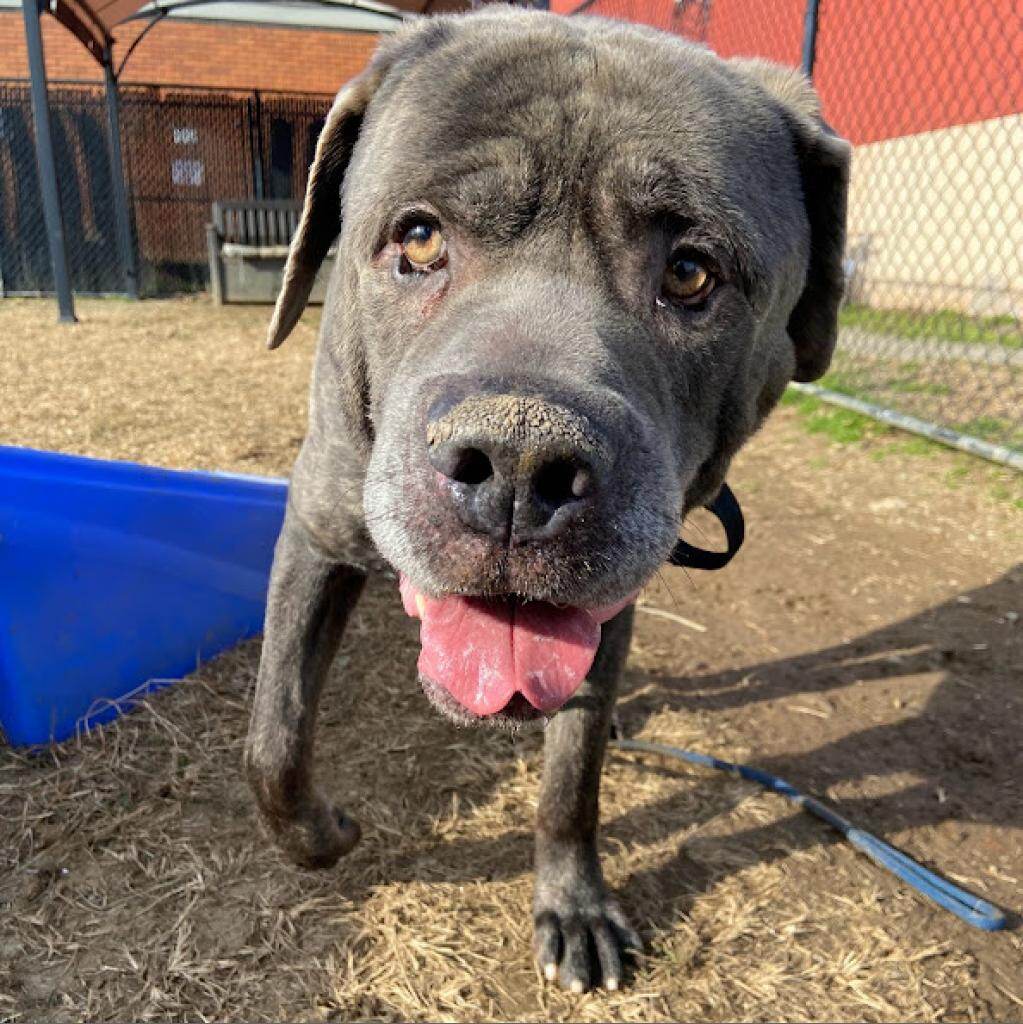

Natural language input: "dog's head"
[270,9,850,726]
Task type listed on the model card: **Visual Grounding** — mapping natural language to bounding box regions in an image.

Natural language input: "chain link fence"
[813,1,1022,462]
[0,80,331,297]
[572,0,1022,463]
[4,2,1021,462]
[1,81,123,295]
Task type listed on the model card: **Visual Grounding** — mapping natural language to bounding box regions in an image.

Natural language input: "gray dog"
[245,6,849,992]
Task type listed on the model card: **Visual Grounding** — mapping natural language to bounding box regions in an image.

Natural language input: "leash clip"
[668,482,745,571]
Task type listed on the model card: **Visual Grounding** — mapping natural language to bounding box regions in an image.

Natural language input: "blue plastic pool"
[0,446,287,746]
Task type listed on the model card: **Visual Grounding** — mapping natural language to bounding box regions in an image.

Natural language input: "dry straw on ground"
[1,298,1021,1022]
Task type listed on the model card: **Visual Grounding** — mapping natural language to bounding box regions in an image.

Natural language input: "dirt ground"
[1,297,1021,1023]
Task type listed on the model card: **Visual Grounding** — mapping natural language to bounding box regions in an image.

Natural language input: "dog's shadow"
[331,566,1022,938]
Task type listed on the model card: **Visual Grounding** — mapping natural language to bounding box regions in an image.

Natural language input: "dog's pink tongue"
[399,578,607,716]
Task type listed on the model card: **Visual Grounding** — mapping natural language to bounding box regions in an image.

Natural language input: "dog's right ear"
[730,59,852,382]
[267,65,387,349]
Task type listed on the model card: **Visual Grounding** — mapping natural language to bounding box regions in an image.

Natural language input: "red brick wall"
[0,11,378,93]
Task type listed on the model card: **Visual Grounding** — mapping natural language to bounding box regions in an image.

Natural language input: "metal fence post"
[249,92,265,200]
[801,0,820,78]
[103,53,139,298]
[21,0,76,322]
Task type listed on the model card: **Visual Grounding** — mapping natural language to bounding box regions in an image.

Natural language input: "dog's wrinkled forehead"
[269,10,848,380]
[348,20,803,286]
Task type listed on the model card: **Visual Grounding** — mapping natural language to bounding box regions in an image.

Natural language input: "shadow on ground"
[312,568,1022,924]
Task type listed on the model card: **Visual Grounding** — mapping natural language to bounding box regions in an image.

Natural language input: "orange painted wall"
[0,11,378,93]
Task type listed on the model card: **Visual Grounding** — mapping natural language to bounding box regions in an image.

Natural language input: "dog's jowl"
[245,6,849,993]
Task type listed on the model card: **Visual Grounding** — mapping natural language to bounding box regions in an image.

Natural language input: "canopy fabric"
[41,0,460,66]
[129,0,414,34]
[48,0,138,60]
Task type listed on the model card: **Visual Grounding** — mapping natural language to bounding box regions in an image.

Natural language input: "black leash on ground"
[615,484,1006,931]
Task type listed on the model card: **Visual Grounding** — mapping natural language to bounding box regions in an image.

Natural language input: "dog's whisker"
[683,516,710,540]
[652,566,690,613]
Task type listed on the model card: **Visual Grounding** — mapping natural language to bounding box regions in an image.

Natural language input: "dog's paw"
[533,881,642,992]
[263,797,361,871]
[247,751,362,870]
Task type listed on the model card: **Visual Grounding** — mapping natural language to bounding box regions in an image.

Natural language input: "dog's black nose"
[426,394,604,541]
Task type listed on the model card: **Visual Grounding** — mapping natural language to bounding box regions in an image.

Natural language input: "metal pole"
[249,93,265,200]
[103,52,139,297]
[21,0,76,322]
[801,0,821,79]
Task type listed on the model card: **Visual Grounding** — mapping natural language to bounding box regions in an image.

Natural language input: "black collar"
[668,483,745,571]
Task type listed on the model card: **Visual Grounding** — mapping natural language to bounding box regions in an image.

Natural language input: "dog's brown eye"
[663,252,715,306]
[401,222,445,270]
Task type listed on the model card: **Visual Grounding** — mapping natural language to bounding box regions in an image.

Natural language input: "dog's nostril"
[432,443,494,486]
[452,447,493,485]
[533,457,594,508]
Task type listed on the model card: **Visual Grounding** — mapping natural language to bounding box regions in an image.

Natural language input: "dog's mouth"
[399,575,635,718]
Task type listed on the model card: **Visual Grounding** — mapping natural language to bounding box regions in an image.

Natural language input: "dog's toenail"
[570,979,585,993]
[543,963,557,981]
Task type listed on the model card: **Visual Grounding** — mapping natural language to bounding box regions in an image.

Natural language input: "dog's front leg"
[533,605,642,992]
[245,512,367,869]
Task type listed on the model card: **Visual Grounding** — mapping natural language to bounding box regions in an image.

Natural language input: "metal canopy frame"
[22,0,80,320]
[21,0,163,320]
[19,0,413,322]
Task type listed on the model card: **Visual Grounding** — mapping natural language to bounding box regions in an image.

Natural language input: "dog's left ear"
[267,64,387,349]
[731,59,852,382]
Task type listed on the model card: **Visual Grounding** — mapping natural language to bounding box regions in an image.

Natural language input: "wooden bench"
[206,199,336,304]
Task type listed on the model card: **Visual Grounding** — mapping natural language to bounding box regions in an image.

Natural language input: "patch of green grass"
[815,368,863,397]
[942,460,1023,508]
[889,378,952,397]
[989,481,1023,509]
[781,390,890,444]
[869,434,941,460]
[782,389,943,460]
[943,463,971,489]
[784,388,1023,511]
[956,416,1013,442]
[807,369,1019,450]
[820,366,951,399]
[839,304,1021,348]
[981,471,1023,511]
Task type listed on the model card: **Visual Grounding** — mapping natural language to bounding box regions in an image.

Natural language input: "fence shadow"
[319,567,1021,940]
[607,565,1022,932]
